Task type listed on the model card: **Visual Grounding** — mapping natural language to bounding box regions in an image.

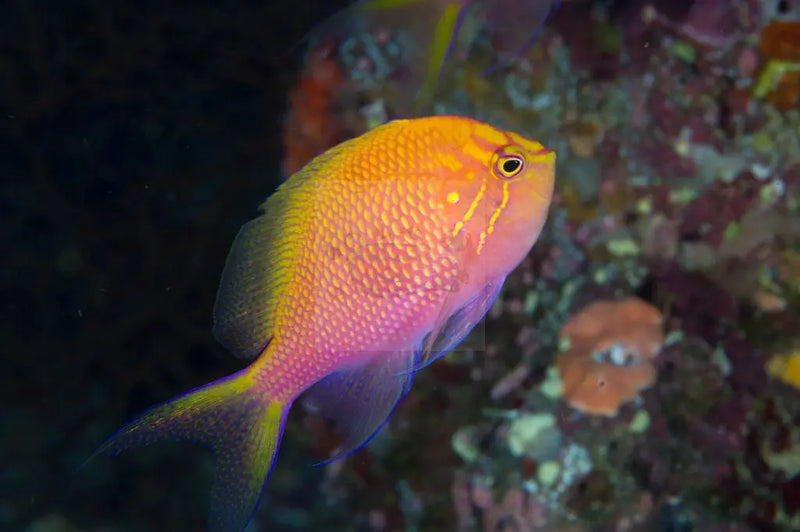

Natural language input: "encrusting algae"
[89,116,556,532]
[555,298,665,416]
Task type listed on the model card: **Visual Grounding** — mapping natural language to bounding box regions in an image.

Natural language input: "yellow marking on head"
[439,152,464,172]
[492,182,513,231]
[472,123,511,147]
[452,182,486,236]
[461,142,492,166]
[446,191,460,204]
[476,181,510,255]
[507,131,547,154]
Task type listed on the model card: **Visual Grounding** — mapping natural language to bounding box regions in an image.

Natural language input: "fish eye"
[501,157,522,175]
[493,149,525,179]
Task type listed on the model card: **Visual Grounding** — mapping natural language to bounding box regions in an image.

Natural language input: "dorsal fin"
[212,148,344,359]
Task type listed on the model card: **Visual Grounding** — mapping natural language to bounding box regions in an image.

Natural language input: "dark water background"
[2,2,354,530]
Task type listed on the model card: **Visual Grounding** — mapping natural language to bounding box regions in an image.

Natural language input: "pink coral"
[557,298,665,416]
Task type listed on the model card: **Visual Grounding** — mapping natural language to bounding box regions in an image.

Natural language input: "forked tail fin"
[91,369,288,532]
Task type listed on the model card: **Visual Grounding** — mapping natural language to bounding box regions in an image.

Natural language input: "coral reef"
[276,0,800,529]
[6,0,800,531]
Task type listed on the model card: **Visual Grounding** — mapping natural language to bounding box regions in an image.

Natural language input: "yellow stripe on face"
[472,123,511,147]
[452,181,486,237]
[438,151,464,172]
[460,142,491,167]
[460,124,514,168]
[477,180,510,255]
[507,131,546,154]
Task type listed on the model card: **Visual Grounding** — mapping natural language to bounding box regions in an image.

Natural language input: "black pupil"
[502,158,521,174]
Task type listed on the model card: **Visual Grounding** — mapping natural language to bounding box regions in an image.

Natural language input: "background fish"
[478,0,562,74]
[307,0,560,111]
[93,115,555,532]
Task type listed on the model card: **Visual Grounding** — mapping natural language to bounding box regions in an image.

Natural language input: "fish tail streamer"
[93,368,289,532]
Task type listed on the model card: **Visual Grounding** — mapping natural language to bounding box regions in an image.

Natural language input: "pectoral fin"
[408,276,505,374]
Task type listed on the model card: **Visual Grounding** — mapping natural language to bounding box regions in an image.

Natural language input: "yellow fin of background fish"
[306,0,467,112]
[357,0,465,108]
[303,0,560,114]
[418,0,462,109]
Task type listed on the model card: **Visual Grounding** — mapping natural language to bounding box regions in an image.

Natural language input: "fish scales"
[265,162,462,394]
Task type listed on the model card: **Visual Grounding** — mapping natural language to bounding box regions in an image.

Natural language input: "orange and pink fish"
[93,115,556,532]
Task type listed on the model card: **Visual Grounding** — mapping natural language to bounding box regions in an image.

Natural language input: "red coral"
[757,21,800,110]
[759,21,800,61]
[282,44,360,176]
